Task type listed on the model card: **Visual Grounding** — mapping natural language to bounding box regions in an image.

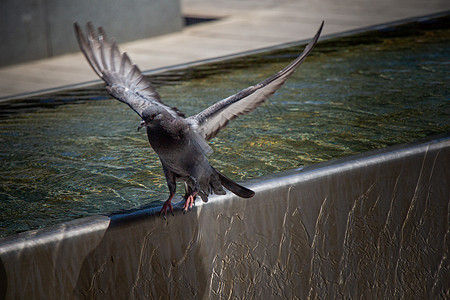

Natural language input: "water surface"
[0,16,449,236]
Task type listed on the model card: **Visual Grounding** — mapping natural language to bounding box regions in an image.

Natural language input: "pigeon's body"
[143,107,226,203]
[74,21,323,215]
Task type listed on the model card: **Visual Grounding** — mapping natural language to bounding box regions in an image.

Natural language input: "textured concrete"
[0,0,448,100]
[0,135,448,298]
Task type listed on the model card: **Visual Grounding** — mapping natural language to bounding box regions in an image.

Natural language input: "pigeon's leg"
[160,193,175,218]
[183,177,199,213]
[160,165,177,218]
[183,191,198,212]
[183,182,191,200]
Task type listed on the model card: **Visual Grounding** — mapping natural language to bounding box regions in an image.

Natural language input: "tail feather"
[215,170,255,198]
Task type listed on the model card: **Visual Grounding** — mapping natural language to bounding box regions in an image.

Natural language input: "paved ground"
[0,0,448,101]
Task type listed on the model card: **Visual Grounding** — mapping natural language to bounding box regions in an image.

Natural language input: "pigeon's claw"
[183,192,197,213]
[160,195,175,218]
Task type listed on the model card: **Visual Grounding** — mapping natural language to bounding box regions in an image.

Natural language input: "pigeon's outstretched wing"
[74,22,184,118]
[188,21,324,140]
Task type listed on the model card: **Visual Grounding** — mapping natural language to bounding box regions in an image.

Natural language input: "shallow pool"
[0,16,449,236]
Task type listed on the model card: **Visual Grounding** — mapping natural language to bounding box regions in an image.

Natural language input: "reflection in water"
[0,17,449,236]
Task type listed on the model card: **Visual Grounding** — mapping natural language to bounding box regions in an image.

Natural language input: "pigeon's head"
[138,106,170,131]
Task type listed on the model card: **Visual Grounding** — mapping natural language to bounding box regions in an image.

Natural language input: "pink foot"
[183,193,197,212]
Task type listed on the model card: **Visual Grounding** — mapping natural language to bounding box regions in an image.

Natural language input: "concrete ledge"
[0,0,182,67]
[0,134,448,298]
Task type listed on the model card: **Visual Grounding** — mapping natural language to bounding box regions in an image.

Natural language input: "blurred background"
[1,0,449,66]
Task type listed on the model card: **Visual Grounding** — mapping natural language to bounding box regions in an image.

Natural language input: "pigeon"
[74,21,323,216]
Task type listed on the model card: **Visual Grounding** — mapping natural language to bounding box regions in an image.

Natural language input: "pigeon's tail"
[215,170,255,198]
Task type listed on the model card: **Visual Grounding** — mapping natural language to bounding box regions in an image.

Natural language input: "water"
[0,16,449,237]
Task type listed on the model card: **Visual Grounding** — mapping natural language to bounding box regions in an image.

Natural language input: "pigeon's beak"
[137,120,146,131]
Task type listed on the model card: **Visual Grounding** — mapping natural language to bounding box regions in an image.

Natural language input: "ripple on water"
[0,18,449,236]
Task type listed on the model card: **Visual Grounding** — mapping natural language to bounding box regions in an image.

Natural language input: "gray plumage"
[74,21,323,215]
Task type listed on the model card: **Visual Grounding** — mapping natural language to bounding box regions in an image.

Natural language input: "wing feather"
[188,21,324,140]
[74,22,185,118]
